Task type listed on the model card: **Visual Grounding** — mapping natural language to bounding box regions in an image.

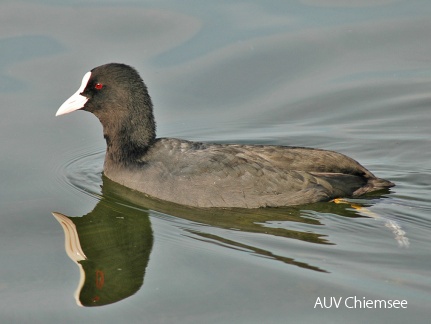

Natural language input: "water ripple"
[54,146,104,201]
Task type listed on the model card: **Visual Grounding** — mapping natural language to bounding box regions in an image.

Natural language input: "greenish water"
[1,1,430,323]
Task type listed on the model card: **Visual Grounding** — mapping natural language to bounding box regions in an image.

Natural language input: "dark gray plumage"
[56,63,394,208]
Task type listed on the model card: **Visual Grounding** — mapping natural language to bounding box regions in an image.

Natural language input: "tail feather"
[352,177,395,196]
[311,172,394,198]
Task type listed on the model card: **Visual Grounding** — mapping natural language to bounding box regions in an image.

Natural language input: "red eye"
[95,83,103,90]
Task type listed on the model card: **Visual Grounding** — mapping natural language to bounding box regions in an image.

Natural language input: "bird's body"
[56,63,394,208]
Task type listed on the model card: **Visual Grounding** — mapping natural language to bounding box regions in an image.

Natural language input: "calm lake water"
[1,1,430,323]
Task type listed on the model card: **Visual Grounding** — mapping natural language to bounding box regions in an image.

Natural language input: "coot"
[56,63,394,208]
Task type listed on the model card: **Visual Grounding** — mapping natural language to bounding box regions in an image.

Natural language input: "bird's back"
[103,138,393,208]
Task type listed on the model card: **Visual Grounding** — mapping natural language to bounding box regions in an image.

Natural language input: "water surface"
[1,1,430,323]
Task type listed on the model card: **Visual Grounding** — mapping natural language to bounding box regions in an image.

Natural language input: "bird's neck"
[103,109,156,168]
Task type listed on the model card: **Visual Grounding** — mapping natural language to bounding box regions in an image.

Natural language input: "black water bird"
[56,63,394,208]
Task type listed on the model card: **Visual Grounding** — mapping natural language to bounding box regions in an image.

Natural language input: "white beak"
[56,72,92,116]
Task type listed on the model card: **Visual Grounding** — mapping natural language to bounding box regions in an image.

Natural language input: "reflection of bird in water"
[52,198,153,307]
[53,174,402,307]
